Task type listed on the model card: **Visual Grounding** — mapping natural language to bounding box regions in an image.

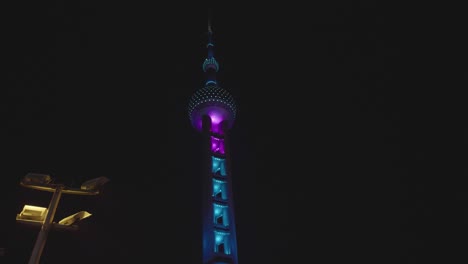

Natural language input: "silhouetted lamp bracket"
[80,176,110,192]
[16,173,110,264]
[20,173,110,195]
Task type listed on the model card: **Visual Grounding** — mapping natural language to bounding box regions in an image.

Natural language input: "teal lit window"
[212,178,227,200]
[211,156,226,176]
[214,230,231,255]
[213,203,229,226]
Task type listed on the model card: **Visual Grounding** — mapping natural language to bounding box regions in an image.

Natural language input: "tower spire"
[207,7,213,51]
[208,6,213,33]
[208,15,212,34]
[204,15,218,86]
[188,14,236,133]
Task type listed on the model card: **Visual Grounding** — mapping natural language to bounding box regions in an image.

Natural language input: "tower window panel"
[213,203,229,227]
[212,179,228,200]
[214,231,231,255]
[211,156,227,176]
[211,136,225,155]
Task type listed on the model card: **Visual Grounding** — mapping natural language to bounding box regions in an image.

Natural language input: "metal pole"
[28,185,64,264]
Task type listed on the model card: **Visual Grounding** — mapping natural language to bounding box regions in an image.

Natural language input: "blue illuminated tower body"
[188,21,239,264]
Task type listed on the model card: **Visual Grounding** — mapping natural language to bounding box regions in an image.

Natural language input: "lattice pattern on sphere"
[188,84,237,122]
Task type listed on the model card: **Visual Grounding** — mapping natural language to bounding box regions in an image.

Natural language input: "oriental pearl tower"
[188,19,239,264]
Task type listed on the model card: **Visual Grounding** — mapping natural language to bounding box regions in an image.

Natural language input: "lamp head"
[58,211,92,226]
[80,176,110,191]
[22,173,52,185]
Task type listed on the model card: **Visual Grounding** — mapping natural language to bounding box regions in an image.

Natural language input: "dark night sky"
[1,1,466,264]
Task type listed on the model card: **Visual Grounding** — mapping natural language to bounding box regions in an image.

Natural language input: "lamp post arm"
[20,183,101,195]
[28,185,64,264]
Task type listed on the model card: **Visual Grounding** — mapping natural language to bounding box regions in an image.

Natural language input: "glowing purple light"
[208,111,223,134]
[211,136,225,154]
[191,106,233,134]
[210,112,222,125]
[188,84,236,133]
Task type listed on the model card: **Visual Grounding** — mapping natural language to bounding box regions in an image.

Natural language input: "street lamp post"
[28,184,63,264]
[17,173,110,264]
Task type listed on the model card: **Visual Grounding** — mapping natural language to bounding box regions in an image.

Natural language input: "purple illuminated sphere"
[188,84,236,133]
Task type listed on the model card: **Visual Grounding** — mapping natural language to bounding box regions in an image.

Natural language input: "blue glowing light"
[214,208,221,215]
[203,57,219,72]
[212,179,227,200]
[211,156,227,176]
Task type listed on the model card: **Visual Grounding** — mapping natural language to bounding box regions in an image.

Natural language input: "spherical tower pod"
[188,84,236,134]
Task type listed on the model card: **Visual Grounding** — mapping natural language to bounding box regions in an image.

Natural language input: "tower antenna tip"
[208,18,212,33]
[208,8,213,33]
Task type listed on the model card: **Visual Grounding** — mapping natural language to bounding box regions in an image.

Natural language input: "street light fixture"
[17,173,110,264]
